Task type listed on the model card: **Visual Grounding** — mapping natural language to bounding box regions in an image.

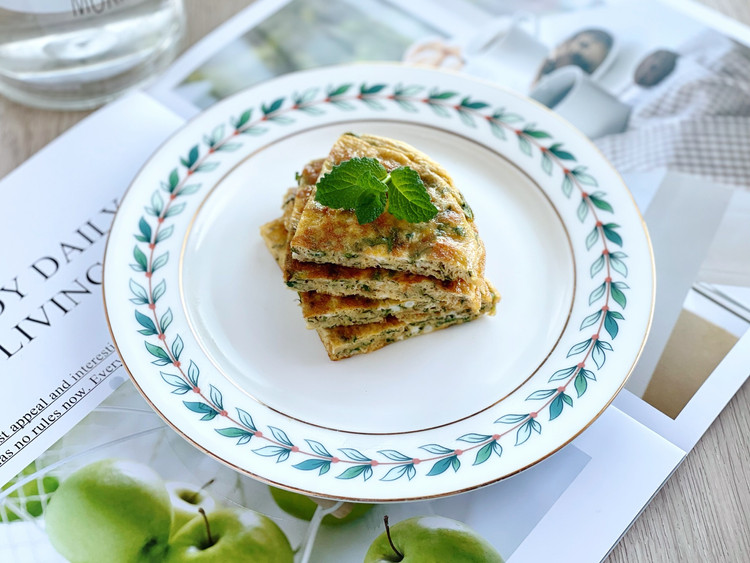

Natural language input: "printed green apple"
[364,515,504,563]
[269,485,374,525]
[165,507,294,562]
[1,462,59,521]
[44,458,172,563]
[166,481,218,536]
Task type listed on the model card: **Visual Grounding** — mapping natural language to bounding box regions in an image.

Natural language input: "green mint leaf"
[355,184,387,224]
[387,166,438,223]
[313,157,438,224]
[315,157,387,209]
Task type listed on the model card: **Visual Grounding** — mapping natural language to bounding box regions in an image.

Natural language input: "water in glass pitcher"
[0,0,185,109]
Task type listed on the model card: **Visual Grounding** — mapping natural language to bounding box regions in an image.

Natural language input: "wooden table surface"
[1,1,748,561]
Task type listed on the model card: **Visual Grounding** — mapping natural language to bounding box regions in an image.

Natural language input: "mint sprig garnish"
[314,157,438,224]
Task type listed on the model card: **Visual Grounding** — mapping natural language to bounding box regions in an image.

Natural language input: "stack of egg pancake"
[260,133,499,360]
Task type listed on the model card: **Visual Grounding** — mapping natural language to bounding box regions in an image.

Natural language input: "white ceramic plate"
[104,64,654,502]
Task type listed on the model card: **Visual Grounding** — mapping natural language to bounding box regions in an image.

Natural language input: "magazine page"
[0,382,684,562]
[0,93,186,486]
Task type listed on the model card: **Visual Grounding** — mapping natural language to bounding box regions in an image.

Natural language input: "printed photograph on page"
[173,0,445,109]
[0,382,591,562]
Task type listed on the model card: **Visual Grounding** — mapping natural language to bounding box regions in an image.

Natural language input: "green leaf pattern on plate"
[127,83,628,482]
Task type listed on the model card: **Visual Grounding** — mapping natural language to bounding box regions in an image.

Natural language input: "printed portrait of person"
[633,49,680,87]
[535,28,614,82]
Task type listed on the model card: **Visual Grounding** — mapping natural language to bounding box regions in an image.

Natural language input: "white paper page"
[624,172,733,397]
[620,169,667,213]
[0,93,185,486]
[510,406,685,562]
[698,190,750,288]
[611,171,750,450]
[615,328,750,451]
[612,169,750,446]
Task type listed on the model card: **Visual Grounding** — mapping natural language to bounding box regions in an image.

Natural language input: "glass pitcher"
[0,0,185,110]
